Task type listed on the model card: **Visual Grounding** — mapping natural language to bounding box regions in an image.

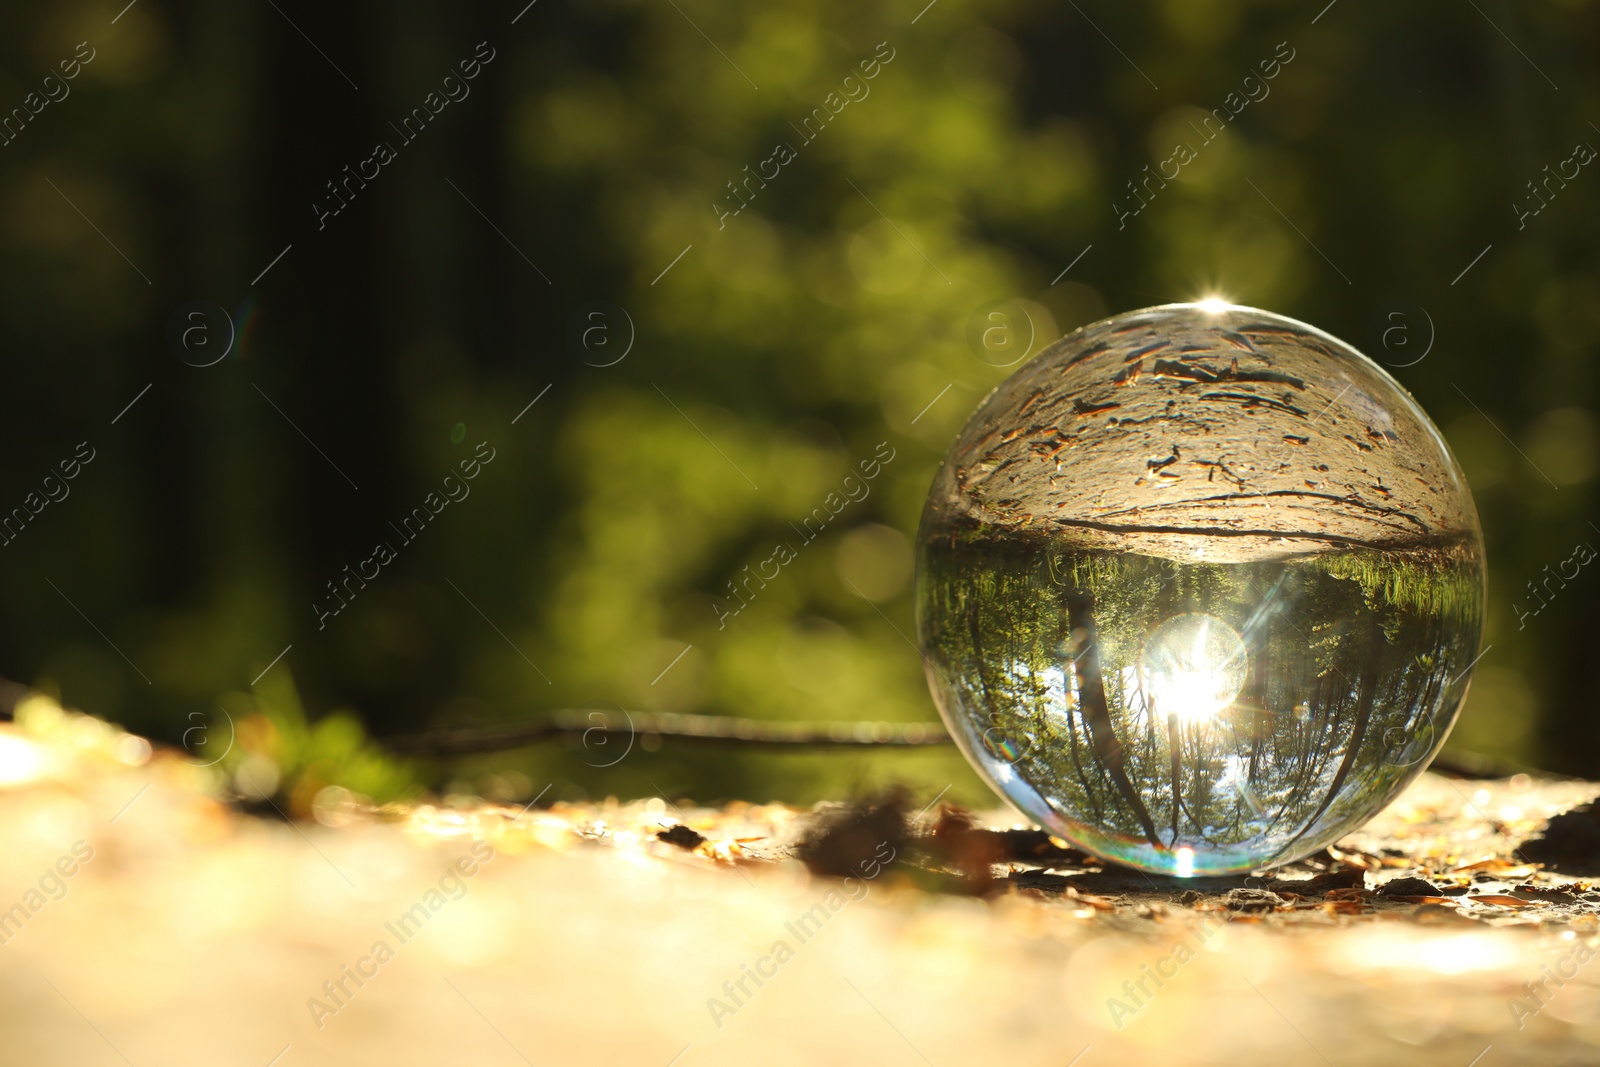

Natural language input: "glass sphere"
[915,303,1484,876]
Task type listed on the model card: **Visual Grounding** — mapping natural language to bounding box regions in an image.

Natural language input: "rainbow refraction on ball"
[916,303,1485,876]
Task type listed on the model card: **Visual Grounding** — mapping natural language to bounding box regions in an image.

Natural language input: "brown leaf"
[1324,887,1371,902]
[1320,901,1371,915]
[1062,886,1118,911]
[1511,884,1577,904]
[1263,866,1366,894]
[1381,895,1454,905]
[1452,858,1537,877]
[1327,844,1385,870]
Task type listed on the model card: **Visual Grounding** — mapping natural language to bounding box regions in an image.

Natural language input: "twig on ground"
[380,709,954,756]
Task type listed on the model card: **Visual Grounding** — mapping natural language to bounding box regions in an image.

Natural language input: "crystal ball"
[916,303,1485,876]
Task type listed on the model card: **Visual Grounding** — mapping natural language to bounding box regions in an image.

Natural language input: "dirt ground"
[3,699,1599,1067]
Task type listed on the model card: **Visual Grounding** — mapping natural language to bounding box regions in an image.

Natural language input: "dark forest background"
[0,0,1595,809]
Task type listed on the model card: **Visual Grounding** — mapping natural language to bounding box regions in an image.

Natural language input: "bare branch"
[380,709,953,756]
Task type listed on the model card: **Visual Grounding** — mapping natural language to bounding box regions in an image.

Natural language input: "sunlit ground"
[0,697,1596,1066]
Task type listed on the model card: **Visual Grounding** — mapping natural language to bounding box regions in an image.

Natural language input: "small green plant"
[214,668,421,814]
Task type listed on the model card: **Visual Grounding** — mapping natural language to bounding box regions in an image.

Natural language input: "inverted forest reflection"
[918,533,1483,875]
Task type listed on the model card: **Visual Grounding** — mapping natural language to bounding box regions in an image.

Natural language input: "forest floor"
[2,703,1599,1066]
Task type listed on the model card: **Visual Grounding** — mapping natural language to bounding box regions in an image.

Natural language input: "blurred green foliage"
[0,0,1598,807]
[212,669,420,811]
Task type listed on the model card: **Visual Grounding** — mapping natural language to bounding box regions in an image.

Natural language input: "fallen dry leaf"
[1452,859,1537,877]
[1324,887,1370,902]
[1380,895,1455,905]
[1062,887,1118,911]
[1327,844,1385,870]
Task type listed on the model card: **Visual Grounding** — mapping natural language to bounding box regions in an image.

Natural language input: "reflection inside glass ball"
[916,303,1485,876]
